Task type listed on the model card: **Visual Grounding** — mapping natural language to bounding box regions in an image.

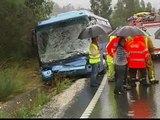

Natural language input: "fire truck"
[128,12,160,58]
[141,21,160,58]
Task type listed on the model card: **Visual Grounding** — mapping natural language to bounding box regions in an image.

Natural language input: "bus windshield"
[36,17,90,64]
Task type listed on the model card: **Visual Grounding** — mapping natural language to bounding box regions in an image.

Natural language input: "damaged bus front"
[34,10,111,82]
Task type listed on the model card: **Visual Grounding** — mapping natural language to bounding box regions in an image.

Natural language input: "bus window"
[36,16,89,63]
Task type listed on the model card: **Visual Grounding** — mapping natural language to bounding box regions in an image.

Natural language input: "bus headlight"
[41,70,53,78]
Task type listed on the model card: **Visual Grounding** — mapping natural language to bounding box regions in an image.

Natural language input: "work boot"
[114,89,125,95]
[150,80,159,84]
[108,78,115,82]
[123,84,132,90]
[141,80,151,87]
[142,82,151,87]
[114,91,124,95]
[130,82,136,88]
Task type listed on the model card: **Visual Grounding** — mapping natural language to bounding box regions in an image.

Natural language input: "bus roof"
[37,10,110,27]
[37,10,92,27]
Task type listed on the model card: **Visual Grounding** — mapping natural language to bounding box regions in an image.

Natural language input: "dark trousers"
[123,65,128,85]
[114,64,127,92]
[129,68,147,84]
[90,63,99,85]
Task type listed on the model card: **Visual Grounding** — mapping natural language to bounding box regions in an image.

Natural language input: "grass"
[15,76,73,118]
[0,58,41,102]
[14,91,51,118]
[0,111,9,118]
[0,66,20,101]
[0,58,74,118]
[55,78,73,94]
[10,78,73,118]
[53,73,73,94]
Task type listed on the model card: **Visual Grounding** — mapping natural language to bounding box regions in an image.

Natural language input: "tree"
[145,2,152,12]
[158,8,160,15]
[134,0,141,13]
[110,0,127,29]
[90,0,112,20]
[0,0,54,61]
[25,0,54,21]
[62,4,75,13]
[110,0,148,29]
[152,8,156,13]
[90,0,100,15]
[122,0,136,18]
[51,3,62,16]
[140,0,145,11]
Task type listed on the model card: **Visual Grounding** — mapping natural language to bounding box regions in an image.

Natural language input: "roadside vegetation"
[0,0,54,101]
[0,76,73,118]
[0,0,159,118]
[0,58,41,101]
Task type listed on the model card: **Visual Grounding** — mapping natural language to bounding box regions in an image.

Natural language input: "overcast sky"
[52,0,160,9]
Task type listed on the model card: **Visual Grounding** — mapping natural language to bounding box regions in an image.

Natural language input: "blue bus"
[34,10,112,83]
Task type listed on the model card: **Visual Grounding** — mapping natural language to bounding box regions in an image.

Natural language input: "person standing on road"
[126,36,151,88]
[106,36,118,82]
[140,29,159,84]
[106,36,131,91]
[113,37,129,95]
[88,36,101,87]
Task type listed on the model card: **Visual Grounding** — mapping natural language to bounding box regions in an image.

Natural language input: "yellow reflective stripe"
[89,58,101,61]
[89,56,100,59]
[89,58,100,64]
[144,37,148,48]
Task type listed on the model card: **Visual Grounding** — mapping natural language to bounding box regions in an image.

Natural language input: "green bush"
[0,65,26,101]
[0,111,9,118]
[54,78,72,94]
[15,106,29,118]
[36,91,50,106]
[0,68,17,101]
[15,91,50,118]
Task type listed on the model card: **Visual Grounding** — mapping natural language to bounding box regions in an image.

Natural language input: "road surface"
[61,59,160,118]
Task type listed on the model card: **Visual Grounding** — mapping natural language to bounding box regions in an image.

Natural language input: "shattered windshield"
[36,17,90,63]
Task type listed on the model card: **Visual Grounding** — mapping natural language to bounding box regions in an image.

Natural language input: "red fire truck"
[142,21,160,58]
[128,12,160,58]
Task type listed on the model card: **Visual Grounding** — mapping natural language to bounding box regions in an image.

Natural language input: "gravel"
[36,78,88,118]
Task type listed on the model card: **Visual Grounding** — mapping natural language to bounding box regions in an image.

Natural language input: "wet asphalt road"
[62,58,160,118]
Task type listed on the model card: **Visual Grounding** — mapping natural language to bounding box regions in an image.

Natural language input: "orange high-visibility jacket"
[126,36,151,68]
[134,36,154,53]
[106,37,120,58]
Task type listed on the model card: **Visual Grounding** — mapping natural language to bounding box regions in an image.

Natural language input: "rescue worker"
[135,35,159,84]
[126,36,151,87]
[88,36,101,87]
[146,37,159,84]
[140,29,159,84]
[106,36,117,82]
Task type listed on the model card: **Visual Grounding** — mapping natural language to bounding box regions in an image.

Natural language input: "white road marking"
[80,73,107,118]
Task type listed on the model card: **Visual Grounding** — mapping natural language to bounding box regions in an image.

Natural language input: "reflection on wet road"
[90,59,160,118]
[62,59,160,118]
